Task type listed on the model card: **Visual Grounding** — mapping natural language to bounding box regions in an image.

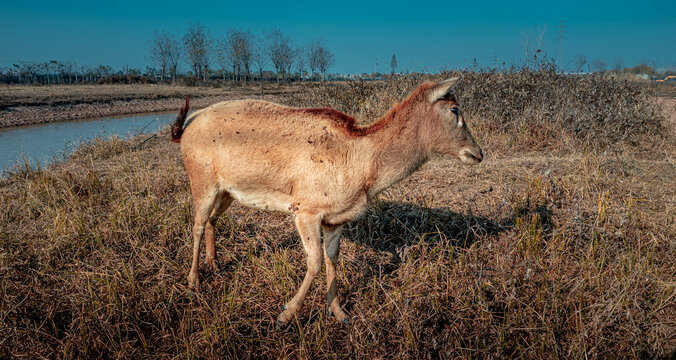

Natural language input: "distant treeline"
[1,23,342,86]
[0,63,127,85]
[0,62,334,86]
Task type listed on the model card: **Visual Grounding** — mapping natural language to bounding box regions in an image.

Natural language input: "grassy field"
[1,71,674,359]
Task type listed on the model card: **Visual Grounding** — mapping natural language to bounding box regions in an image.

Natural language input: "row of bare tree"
[570,55,636,73]
[1,62,128,85]
[151,23,336,83]
[518,22,655,75]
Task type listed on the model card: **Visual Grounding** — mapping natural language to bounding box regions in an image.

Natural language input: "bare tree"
[534,24,547,56]
[267,29,294,82]
[307,42,317,80]
[521,24,547,67]
[14,62,39,84]
[573,54,587,73]
[183,22,213,81]
[63,61,77,84]
[96,65,113,77]
[390,54,397,75]
[239,30,254,84]
[637,57,657,68]
[309,38,335,82]
[252,35,267,82]
[286,46,297,80]
[40,62,51,84]
[317,47,334,82]
[592,58,607,73]
[43,60,65,84]
[216,37,232,81]
[150,30,170,82]
[165,33,182,82]
[296,46,307,81]
[520,30,530,67]
[223,29,254,84]
[613,57,624,72]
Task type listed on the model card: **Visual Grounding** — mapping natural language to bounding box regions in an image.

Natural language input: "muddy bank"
[0,94,287,128]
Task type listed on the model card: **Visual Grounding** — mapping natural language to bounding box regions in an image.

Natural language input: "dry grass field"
[1,71,674,359]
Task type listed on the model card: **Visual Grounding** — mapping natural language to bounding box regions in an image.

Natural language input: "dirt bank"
[0,94,287,128]
[0,83,298,128]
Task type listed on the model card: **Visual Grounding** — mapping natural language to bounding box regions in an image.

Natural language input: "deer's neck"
[364,102,432,197]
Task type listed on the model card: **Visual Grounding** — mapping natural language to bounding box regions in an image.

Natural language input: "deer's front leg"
[278,211,323,324]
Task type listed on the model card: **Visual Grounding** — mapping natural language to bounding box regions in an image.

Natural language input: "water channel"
[0,112,178,173]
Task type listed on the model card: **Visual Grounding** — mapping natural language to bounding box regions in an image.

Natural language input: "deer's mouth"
[459,148,483,165]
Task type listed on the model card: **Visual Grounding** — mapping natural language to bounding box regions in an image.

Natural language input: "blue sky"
[1,0,674,73]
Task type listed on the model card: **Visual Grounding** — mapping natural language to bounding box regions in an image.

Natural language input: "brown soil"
[0,83,298,128]
[0,95,281,128]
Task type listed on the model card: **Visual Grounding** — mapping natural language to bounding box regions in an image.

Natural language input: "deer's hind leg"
[322,224,348,322]
[187,185,219,290]
[204,192,234,272]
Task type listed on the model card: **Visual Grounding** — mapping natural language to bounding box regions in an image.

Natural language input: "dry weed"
[288,68,668,154]
[1,73,674,359]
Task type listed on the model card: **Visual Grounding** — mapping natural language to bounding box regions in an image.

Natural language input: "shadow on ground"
[340,200,553,273]
[211,200,554,277]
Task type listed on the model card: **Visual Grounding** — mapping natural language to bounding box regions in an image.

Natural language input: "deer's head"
[426,77,483,165]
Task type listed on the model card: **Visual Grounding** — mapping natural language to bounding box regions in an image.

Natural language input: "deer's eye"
[451,107,460,116]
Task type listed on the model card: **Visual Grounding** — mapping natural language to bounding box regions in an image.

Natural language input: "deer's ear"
[428,77,462,102]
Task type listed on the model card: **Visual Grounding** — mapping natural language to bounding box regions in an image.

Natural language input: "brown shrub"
[288,68,667,153]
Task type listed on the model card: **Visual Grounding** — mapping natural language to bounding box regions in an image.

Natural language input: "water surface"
[0,112,178,173]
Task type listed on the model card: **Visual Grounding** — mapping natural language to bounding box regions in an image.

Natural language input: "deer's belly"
[228,188,293,212]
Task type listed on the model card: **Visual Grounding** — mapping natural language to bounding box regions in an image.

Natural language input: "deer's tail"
[170,95,190,143]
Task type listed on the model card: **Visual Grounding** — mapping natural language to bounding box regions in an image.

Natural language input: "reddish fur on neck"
[297,83,433,138]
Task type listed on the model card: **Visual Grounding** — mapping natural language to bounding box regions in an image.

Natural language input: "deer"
[170,77,483,325]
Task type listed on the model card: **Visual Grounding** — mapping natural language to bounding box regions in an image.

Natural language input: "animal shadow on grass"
[208,199,553,284]
[335,200,553,315]
[342,200,554,275]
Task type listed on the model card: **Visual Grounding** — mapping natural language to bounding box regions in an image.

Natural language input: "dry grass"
[634,79,676,98]
[289,69,669,153]
[1,72,675,359]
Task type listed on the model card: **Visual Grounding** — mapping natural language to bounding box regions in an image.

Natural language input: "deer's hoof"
[277,307,295,324]
[187,273,200,290]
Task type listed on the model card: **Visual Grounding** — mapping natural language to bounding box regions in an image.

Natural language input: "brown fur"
[173,78,482,324]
